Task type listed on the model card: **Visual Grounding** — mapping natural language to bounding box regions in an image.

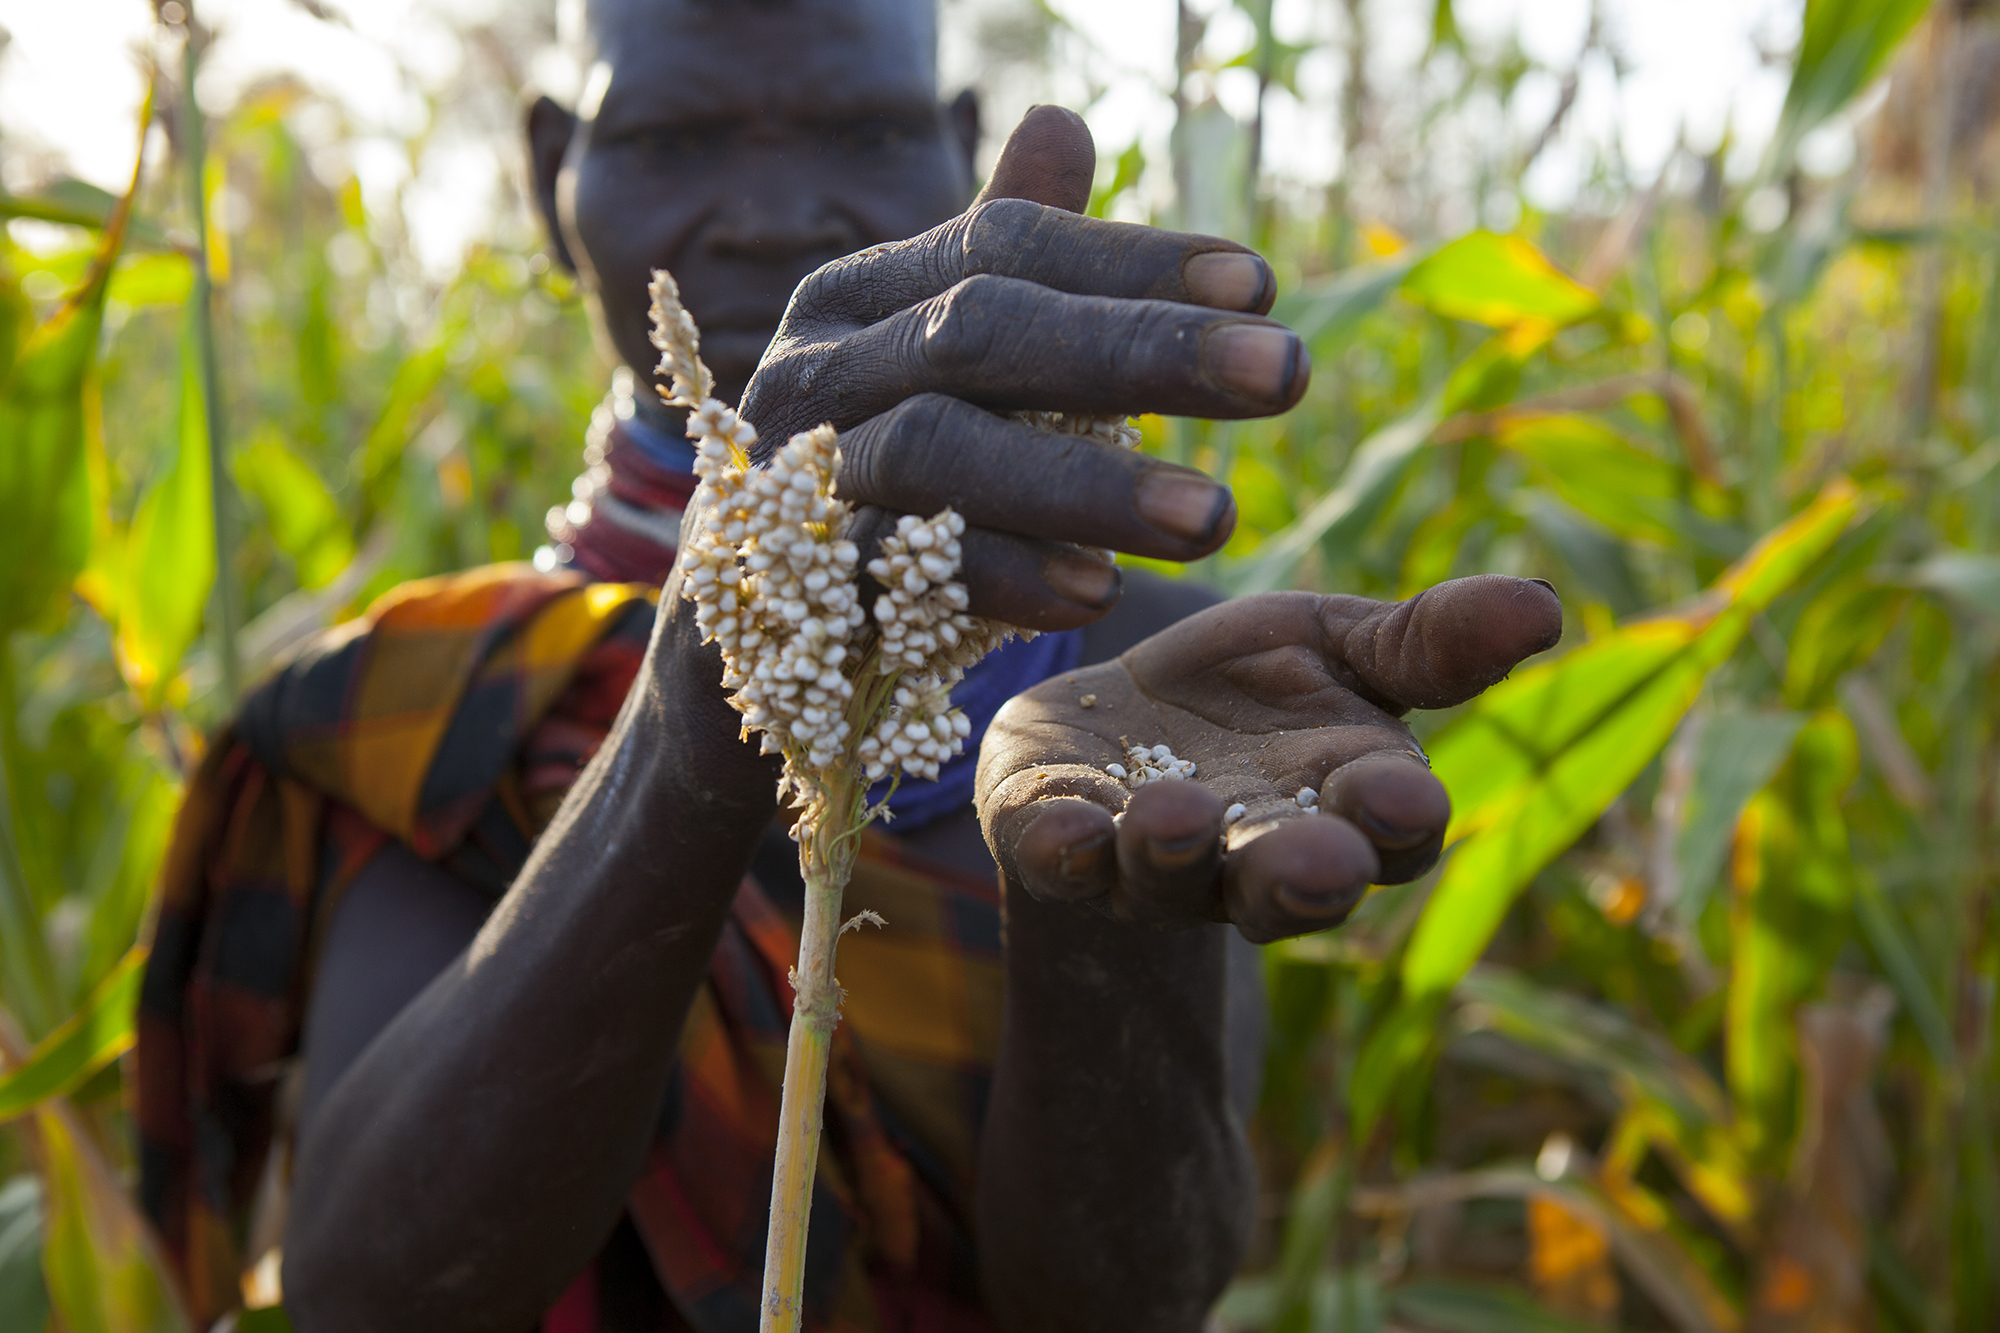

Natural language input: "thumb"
[973,105,1096,213]
[1333,575,1563,713]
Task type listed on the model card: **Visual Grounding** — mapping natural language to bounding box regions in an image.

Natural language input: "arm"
[283,602,778,1331]
[975,578,1564,1331]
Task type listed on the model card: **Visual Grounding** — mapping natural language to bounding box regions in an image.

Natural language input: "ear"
[525,94,579,275]
[948,88,981,189]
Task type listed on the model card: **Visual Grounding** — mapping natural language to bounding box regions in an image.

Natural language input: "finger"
[1318,752,1449,885]
[974,104,1096,213]
[1223,815,1378,945]
[1112,779,1227,923]
[759,280,1307,440]
[1328,575,1563,713]
[838,395,1236,561]
[846,506,1121,631]
[1010,796,1120,903]
[798,201,1277,329]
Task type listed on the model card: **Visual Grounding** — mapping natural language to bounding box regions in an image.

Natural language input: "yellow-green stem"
[759,770,865,1333]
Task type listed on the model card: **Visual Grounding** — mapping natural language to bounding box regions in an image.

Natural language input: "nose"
[702,190,861,262]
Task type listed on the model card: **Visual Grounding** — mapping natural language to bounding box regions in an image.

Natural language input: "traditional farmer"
[134,1,1562,1330]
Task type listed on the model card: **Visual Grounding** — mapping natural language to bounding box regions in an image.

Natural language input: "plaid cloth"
[135,564,1002,1332]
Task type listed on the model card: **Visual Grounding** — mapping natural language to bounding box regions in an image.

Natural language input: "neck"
[537,374,700,584]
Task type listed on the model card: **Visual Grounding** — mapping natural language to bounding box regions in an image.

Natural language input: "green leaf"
[237,1306,295,1332]
[1401,231,1598,329]
[1766,0,1935,182]
[1389,1279,1603,1333]
[1426,621,1697,838]
[361,342,449,508]
[1427,0,1462,54]
[1227,393,1444,595]
[1350,484,1863,1138]
[1515,491,1648,618]
[0,1177,49,1333]
[0,283,108,634]
[0,262,29,383]
[1407,629,1711,1000]
[1087,141,1146,220]
[1457,966,1729,1137]
[0,180,169,250]
[1854,877,1955,1068]
[1674,708,1807,930]
[1726,711,1861,1163]
[0,948,145,1123]
[1783,579,1907,706]
[234,431,355,590]
[106,254,193,310]
[1270,257,1414,353]
[35,1105,191,1333]
[1908,550,2000,618]
[1494,415,1686,545]
[113,308,217,707]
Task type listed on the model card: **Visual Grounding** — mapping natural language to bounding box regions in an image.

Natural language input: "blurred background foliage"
[0,0,1997,1329]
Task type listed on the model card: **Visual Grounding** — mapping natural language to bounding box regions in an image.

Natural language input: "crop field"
[0,1,1996,1329]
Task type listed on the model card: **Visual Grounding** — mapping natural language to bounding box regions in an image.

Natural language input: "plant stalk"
[176,5,241,704]
[759,770,866,1333]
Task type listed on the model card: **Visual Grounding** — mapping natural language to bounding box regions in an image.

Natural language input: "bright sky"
[2,0,1816,270]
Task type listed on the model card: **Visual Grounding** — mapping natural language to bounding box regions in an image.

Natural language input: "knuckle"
[916,275,1018,377]
[789,256,847,318]
[961,196,1045,271]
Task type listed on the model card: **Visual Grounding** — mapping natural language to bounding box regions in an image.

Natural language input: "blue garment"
[589,385,1088,832]
[617,401,702,472]
[869,627,1086,831]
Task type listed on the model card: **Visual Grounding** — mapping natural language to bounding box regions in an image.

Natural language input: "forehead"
[586,0,938,119]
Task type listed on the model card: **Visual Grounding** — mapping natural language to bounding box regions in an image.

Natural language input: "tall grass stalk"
[173,4,240,704]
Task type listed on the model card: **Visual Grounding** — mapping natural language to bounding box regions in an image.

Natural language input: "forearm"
[977,885,1255,1333]
[284,624,778,1332]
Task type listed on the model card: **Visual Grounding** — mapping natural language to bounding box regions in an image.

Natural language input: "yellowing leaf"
[1361,222,1407,257]
[1349,483,1865,1140]
[0,948,146,1123]
[1408,642,1711,1001]
[1402,231,1599,329]
[1726,711,1861,1164]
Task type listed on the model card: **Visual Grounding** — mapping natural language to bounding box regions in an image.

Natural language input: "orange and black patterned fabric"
[134,564,1002,1333]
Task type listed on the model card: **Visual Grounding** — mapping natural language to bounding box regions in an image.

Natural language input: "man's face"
[542,0,975,403]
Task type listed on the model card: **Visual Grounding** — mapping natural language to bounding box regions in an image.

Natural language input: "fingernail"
[1145,830,1214,870]
[1204,324,1305,404]
[1137,470,1234,546]
[1356,809,1429,851]
[1043,550,1121,608]
[1184,252,1274,312]
[1057,833,1112,879]
[1275,882,1360,918]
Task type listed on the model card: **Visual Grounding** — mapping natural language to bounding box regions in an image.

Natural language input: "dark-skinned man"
[133,2,1562,1331]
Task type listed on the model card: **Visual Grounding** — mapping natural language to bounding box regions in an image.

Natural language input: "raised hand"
[975,576,1563,942]
[736,107,1308,632]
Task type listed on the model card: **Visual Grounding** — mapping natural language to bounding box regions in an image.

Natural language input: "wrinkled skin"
[980,579,1564,942]
[279,2,1562,1331]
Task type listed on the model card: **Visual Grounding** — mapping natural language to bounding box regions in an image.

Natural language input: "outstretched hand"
[975,577,1563,942]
